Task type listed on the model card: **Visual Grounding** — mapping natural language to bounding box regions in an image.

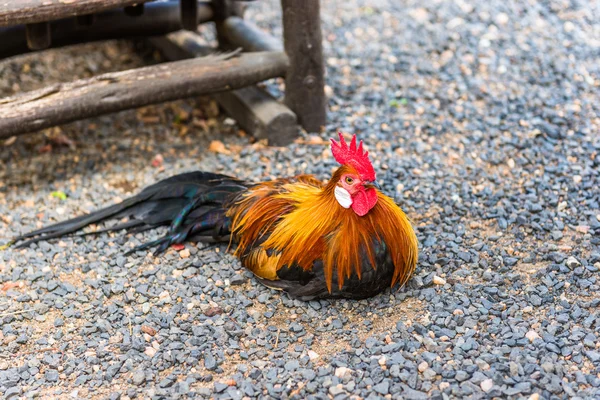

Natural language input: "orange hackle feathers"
[226,166,418,293]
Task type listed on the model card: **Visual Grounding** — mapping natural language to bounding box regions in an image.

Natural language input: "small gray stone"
[4,386,22,399]
[455,370,469,382]
[373,380,389,395]
[458,252,471,262]
[45,370,59,382]
[108,392,121,400]
[15,334,28,344]
[566,256,580,268]
[132,370,145,386]
[585,351,600,362]
[284,360,299,371]
[204,353,217,370]
[214,382,228,393]
[111,283,124,294]
[230,275,246,285]
[329,385,345,396]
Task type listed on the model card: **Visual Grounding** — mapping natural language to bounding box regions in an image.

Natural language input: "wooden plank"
[0,51,289,138]
[25,22,51,50]
[0,2,214,59]
[180,0,198,31]
[76,14,95,26]
[149,31,298,145]
[124,3,144,17]
[216,87,298,145]
[212,0,247,47]
[220,16,282,52]
[280,0,326,132]
[0,0,149,27]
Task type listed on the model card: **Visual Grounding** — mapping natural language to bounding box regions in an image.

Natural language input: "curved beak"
[363,180,381,190]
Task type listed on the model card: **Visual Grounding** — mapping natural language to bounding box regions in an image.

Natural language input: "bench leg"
[25,22,51,50]
[281,0,326,132]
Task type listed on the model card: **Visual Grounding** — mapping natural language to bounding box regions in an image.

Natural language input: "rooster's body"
[15,134,418,300]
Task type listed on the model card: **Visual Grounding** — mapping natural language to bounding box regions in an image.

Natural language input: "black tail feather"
[15,171,248,254]
[14,198,142,245]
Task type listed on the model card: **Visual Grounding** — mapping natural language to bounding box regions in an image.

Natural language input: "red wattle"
[351,188,378,216]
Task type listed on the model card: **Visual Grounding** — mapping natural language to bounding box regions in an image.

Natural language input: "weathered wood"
[147,32,212,62]
[0,51,289,138]
[220,16,282,52]
[180,0,197,31]
[280,0,326,132]
[211,0,229,21]
[217,87,298,145]
[0,2,213,59]
[76,14,95,27]
[149,31,298,145]
[212,0,247,47]
[0,0,147,27]
[124,3,144,17]
[25,22,51,50]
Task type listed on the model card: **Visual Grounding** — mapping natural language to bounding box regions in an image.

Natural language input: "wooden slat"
[0,0,149,27]
[25,22,51,50]
[124,3,145,17]
[213,0,247,47]
[180,0,197,31]
[220,16,282,52]
[216,86,298,145]
[0,1,214,59]
[0,51,289,138]
[149,31,298,145]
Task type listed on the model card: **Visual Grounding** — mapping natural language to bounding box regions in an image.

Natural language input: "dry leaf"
[145,116,161,124]
[192,119,208,130]
[151,154,164,168]
[3,136,16,146]
[141,325,157,336]
[204,306,223,317]
[38,144,52,154]
[206,100,219,118]
[179,249,190,258]
[209,140,230,155]
[296,135,327,145]
[49,132,75,149]
[250,140,268,151]
[1,281,24,292]
[177,110,190,122]
[178,126,189,137]
[229,145,243,154]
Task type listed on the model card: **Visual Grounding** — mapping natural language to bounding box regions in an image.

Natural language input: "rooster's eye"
[345,177,354,185]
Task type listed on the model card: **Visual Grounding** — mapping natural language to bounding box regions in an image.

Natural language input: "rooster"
[15,133,418,300]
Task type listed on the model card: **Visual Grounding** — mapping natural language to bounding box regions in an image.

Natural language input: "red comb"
[330,132,376,181]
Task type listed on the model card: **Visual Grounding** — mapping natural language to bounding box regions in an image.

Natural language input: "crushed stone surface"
[1,0,599,398]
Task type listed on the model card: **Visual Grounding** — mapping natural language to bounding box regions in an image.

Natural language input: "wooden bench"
[0,0,326,145]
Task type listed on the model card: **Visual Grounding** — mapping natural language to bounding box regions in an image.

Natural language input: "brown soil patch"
[110,178,139,194]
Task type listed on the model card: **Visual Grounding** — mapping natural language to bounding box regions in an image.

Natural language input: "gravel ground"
[1,0,600,399]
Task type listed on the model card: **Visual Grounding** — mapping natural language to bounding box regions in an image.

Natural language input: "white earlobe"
[334,186,353,208]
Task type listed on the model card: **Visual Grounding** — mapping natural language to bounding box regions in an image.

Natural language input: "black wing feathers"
[15,171,248,253]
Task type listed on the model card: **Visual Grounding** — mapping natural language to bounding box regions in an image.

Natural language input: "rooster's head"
[330,132,379,216]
